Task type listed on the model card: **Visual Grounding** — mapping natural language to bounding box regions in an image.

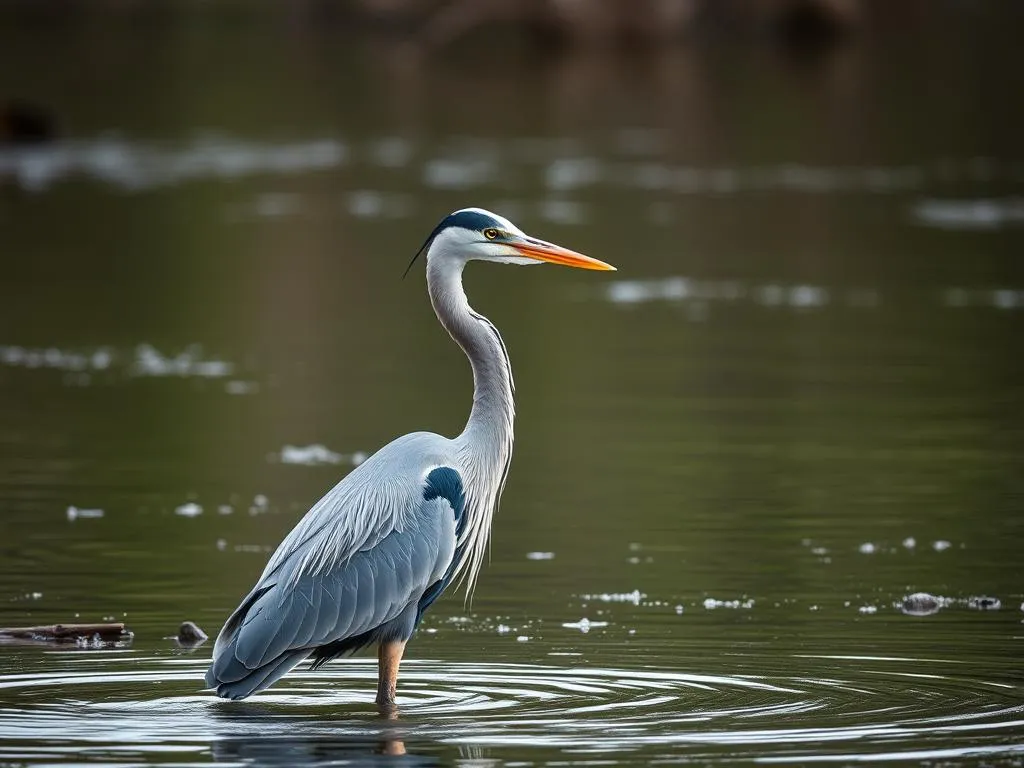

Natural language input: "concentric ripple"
[1,651,1022,765]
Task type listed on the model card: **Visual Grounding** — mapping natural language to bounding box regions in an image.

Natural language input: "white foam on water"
[133,344,233,378]
[579,590,644,605]
[562,618,608,633]
[703,597,755,610]
[275,445,367,467]
[912,197,1024,230]
[602,277,1024,313]
[0,135,347,192]
[174,503,202,518]
[66,506,104,521]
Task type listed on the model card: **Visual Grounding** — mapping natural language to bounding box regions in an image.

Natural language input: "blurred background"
[0,1,1022,764]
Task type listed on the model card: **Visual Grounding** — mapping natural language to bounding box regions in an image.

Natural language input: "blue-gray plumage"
[205,208,615,708]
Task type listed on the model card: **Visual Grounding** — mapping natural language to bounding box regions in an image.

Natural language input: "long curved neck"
[426,256,515,595]
[426,257,515,451]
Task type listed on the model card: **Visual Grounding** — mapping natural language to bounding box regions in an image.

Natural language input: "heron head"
[405,208,615,276]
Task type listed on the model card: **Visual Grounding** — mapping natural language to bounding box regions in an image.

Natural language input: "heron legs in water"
[376,639,407,711]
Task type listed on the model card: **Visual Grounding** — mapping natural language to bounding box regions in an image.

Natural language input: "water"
[1,5,1023,765]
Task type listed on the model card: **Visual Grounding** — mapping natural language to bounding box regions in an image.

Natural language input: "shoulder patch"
[423,467,465,524]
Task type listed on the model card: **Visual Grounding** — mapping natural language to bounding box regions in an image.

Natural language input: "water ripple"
[0,653,1021,764]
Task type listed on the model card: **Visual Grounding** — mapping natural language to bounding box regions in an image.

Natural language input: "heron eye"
[483,228,499,240]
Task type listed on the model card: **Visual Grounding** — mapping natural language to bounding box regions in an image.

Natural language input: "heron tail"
[204,582,310,700]
[205,648,309,700]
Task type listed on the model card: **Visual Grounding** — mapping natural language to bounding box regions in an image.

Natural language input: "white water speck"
[789,285,829,308]
[539,198,585,225]
[516,636,531,642]
[217,505,233,515]
[858,542,877,554]
[858,605,878,615]
[703,597,755,610]
[423,157,495,190]
[496,624,511,634]
[174,502,202,518]
[545,157,601,191]
[933,540,952,552]
[913,197,1024,230]
[225,380,259,395]
[674,604,684,615]
[580,590,644,605]
[0,136,347,192]
[370,137,413,169]
[278,444,343,466]
[133,344,233,379]
[526,551,555,560]
[66,505,104,521]
[902,537,917,549]
[234,544,272,554]
[562,618,608,633]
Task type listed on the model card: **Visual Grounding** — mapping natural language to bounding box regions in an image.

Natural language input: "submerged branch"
[0,622,130,642]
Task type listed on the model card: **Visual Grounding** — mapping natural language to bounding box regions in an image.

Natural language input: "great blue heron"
[205,208,615,708]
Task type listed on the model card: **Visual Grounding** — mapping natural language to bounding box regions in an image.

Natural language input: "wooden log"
[0,622,128,641]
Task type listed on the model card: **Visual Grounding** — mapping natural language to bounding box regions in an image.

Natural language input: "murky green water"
[1,6,1023,766]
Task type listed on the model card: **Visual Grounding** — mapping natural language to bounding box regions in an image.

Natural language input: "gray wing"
[205,460,461,700]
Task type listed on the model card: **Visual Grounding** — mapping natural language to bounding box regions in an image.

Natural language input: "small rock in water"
[901,592,945,616]
[967,596,1001,611]
[176,621,208,645]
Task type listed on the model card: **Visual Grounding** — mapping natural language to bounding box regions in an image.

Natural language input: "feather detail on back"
[255,432,452,591]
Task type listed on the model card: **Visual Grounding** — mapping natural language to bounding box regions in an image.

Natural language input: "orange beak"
[512,238,616,271]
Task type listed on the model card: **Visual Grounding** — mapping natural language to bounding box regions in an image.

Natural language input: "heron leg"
[375,639,407,711]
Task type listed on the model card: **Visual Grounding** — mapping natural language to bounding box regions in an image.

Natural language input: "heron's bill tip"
[513,242,616,271]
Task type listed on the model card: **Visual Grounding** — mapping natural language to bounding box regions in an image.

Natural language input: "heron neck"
[426,258,515,460]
